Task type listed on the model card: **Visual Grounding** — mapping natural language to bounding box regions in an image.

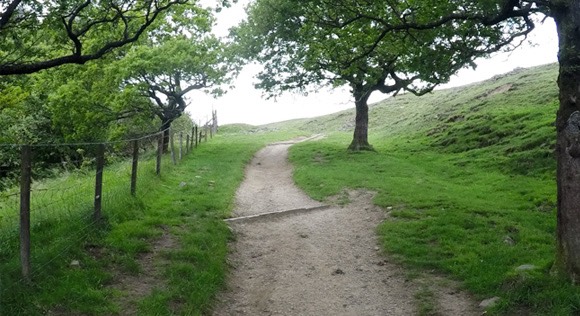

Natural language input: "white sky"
[188,0,559,126]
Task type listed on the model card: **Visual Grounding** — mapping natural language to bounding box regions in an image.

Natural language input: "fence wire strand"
[0,129,168,148]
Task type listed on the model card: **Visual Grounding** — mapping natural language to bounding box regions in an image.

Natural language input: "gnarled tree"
[234,0,534,151]
[121,36,235,150]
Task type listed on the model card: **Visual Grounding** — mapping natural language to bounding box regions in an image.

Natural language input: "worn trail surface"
[212,138,477,316]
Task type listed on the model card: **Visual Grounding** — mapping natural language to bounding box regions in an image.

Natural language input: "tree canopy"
[234,0,535,150]
[0,0,238,182]
[120,34,238,148]
[0,0,204,75]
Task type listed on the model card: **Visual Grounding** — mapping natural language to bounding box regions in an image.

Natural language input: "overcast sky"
[188,0,559,126]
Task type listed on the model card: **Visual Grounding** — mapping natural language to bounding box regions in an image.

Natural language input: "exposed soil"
[213,138,479,316]
[478,83,514,99]
[110,226,177,315]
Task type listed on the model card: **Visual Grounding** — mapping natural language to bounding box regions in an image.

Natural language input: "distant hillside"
[259,63,559,177]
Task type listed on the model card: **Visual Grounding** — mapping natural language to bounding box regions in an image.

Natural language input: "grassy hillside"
[282,63,570,314]
[283,63,558,176]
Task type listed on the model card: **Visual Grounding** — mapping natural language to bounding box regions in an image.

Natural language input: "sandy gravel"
[233,141,325,217]
[212,139,478,316]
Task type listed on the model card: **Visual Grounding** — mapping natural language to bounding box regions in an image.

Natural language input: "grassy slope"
[284,63,576,314]
[0,128,304,315]
[0,63,565,314]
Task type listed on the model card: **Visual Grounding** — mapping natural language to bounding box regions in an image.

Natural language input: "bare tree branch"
[0,0,22,29]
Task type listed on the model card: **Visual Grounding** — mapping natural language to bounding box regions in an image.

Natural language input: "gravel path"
[233,141,325,217]
[212,138,478,316]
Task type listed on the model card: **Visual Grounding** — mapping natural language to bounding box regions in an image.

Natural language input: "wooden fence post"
[204,127,208,142]
[195,126,199,148]
[170,129,176,165]
[186,134,190,154]
[191,127,195,149]
[20,145,32,280]
[210,125,213,139]
[156,133,163,176]
[213,109,218,135]
[130,140,139,196]
[94,144,105,222]
[179,132,183,160]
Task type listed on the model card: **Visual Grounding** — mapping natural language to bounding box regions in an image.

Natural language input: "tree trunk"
[553,3,580,281]
[348,90,374,151]
[160,119,172,153]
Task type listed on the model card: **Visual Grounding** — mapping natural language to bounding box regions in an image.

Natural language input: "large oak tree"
[234,0,533,150]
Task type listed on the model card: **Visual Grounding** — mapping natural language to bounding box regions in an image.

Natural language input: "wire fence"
[0,119,216,296]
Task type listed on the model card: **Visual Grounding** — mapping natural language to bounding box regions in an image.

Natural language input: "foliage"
[171,114,196,134]
[233,0,535,150]
[0,0,234,184]
[119,34,237,130]
[39,60,128,142]
[0,75,58,188]
[237,0,530,95]
[0,0,192,75]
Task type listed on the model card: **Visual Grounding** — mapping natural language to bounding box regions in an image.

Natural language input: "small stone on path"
[332,268,345,275]
[515,264,537,271]
[503,236,515,246]
[479,297,500,309]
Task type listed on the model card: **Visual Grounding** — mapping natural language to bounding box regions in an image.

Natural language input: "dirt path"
[213,138,478,316]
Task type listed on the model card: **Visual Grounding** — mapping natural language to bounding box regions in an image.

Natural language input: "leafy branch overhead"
[314,0,541,65]
[0,0,189,75]
[237,0,536,98]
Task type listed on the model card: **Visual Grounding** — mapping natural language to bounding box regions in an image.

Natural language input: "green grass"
[415,286,438,316]
[0,62,567,314]
[283,63,580,314]
[0,129,303,315]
